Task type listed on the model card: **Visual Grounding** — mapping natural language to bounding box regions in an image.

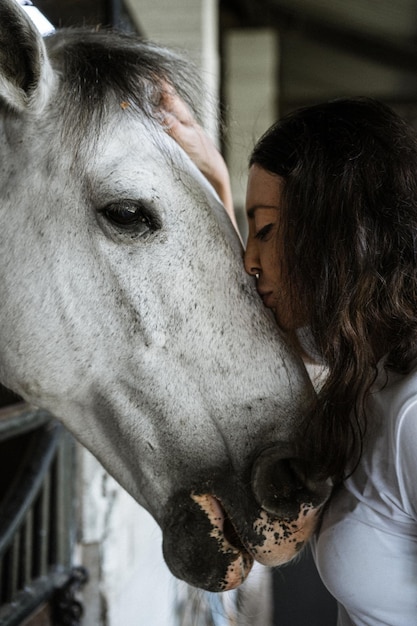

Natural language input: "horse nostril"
[252,445,332,518]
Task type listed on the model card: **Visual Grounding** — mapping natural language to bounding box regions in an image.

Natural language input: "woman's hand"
[160,88,237,231]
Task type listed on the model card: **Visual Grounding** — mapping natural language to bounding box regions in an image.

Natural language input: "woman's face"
[244,164,304,331]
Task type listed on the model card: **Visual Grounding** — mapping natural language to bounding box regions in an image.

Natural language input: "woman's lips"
[258,290,273,307]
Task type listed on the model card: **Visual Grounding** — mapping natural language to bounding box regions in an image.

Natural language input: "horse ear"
[0,0,55,113]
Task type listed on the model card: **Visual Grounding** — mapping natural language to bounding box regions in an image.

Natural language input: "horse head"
[0,0,330,592]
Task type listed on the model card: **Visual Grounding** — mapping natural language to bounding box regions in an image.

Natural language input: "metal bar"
[0,554,3,604]
[48,455,58,567]
[39,474,51,577]
[105,0,121,26]
[0,569,72,626]
[56,433,76,567]
[54,443,65,565]
[9,533,20,599]
[22,509,33,587]
[3,549,11,603]
[0,405,50,442]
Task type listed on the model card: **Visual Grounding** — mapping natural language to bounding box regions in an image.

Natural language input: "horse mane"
[45,29,203,144]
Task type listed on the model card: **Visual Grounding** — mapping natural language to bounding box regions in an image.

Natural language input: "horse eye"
[99,201,161,237]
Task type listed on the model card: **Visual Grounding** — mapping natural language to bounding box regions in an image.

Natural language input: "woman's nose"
[244,240,261,277]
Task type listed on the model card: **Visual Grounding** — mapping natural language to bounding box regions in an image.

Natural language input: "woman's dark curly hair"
[250,97,417,482]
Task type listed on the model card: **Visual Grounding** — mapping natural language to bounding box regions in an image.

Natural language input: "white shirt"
[313,364,417,625]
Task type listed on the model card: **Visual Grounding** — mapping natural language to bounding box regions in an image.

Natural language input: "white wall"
[77,449,177,626]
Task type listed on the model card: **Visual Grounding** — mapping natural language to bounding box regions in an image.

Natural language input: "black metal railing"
[0,402,84,626]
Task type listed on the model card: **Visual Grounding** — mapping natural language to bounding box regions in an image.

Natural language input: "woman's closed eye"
[255,223,274,241]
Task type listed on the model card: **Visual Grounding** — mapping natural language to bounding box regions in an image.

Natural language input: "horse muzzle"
[161,450,331,592]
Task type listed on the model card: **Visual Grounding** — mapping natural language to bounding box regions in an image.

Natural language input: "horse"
[0,0,330,593]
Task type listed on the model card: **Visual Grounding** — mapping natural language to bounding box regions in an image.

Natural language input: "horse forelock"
[45,29,203,147]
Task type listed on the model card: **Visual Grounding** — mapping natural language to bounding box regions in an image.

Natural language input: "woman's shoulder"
[370,361,417,426]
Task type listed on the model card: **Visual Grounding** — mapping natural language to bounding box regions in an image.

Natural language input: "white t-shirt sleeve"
[396,401,417,521]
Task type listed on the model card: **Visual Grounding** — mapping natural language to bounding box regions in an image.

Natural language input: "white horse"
[0,0,330,592]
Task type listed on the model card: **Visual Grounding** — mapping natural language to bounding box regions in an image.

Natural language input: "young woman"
[162,93,417,625]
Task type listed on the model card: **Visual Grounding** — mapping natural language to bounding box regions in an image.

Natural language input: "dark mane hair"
[250,97,417,481]
[45,29,202,144]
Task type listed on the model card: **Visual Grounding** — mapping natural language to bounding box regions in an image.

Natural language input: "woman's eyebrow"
[246,204,280,218]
